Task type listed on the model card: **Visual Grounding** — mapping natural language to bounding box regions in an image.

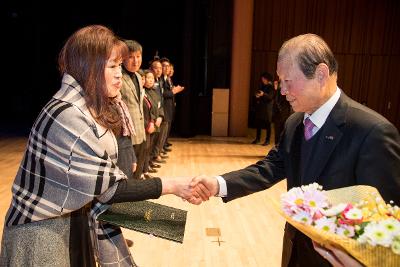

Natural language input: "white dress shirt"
[303,87,341,136]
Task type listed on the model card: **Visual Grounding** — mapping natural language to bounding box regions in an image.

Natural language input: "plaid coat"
[121,71,146,145]
[1,74,136,266]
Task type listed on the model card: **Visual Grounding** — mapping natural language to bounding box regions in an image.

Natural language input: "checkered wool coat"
[121,70,146,145]
[1,74,136,266]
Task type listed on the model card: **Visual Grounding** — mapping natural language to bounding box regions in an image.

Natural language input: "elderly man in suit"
[190,33,400,267]
[120,40,146,179]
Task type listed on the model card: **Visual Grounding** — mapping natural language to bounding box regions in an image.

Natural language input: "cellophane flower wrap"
[272,183,400,267]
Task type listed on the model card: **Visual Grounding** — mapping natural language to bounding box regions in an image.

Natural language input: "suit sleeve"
[163,89,174,99]
[221,145,286,202]
[108,177,162,204]
[356,121,400,205]
[159,106,165,118]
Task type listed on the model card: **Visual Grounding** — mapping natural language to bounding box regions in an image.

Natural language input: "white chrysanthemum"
[292,210,313,225]
[301,183,322,192]
[360,222,392,247]
[314,217,337,233]
[336,225,355,238]
[357,233,368,244]
[344,207,363,220]
[320,203,347,217]
[381,218,400,236]
[392,236,400,255]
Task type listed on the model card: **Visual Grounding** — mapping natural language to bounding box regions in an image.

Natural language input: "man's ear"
[315,63,329,85]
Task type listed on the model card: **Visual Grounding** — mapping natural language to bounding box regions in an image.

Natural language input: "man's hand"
[155,117,162,127]
[189,175,219,203]
[160,177,203,205]
[131,163,137,173]
[159,175,220,205]
[147,122,155,134]
[172,85,184,94]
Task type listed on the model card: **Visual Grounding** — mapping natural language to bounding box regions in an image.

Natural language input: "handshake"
[161,175,220,205]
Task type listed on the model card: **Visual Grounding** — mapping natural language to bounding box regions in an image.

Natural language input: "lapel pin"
[325,135,334,140]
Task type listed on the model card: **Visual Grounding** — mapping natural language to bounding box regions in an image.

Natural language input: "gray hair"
[278,33,338,79]
[124,40,142,53]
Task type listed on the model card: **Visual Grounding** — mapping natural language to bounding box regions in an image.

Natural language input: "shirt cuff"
[215,175,227,197]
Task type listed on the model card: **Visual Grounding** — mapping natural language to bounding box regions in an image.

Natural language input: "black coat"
[160,76,174,122]
[254,83,274,122]
[221,92,400,267]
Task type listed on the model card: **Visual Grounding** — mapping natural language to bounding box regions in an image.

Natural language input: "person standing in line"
[150,59,167,164]
[140,69,158,179]
[160,58,184,152]
[146,65,164,172]
[164,62,176,148]
[120,40,147,179]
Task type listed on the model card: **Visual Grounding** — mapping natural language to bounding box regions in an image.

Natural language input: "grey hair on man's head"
[278,33,338,79]
[124,40,142,53]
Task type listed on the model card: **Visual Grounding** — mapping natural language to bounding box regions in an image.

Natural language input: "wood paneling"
[251,0,400,129]
[229,0,254,136]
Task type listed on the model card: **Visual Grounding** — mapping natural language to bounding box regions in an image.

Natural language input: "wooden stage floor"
[0,135,286,267]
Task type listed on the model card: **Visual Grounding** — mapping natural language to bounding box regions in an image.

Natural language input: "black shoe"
[148,167,158,173]
[251,139,260,144]
[150,163,161,168]
[163,147,172,152]
[161,150,168,155]
[165,142,172,147]
[262,141,270,146]
[160,154,169,159]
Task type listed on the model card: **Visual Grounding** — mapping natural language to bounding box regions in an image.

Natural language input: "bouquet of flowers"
[273,183,400,267]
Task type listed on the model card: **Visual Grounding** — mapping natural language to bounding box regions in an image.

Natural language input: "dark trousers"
[133,141,146,179]
[161,122,170,149]
[156,121,169,156]
[69,207,96,267]
[165,120,172,145]
[142,133,152,173]
[286,231,331,267]
[255,118,271,142]
[151,132,160,159]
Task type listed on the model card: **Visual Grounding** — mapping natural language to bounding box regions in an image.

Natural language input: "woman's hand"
[161,177,203,204]
[313,241,363,267]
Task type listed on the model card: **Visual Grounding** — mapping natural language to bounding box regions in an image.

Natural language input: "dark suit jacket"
[222,92,400,267]
[160,76,174,122]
